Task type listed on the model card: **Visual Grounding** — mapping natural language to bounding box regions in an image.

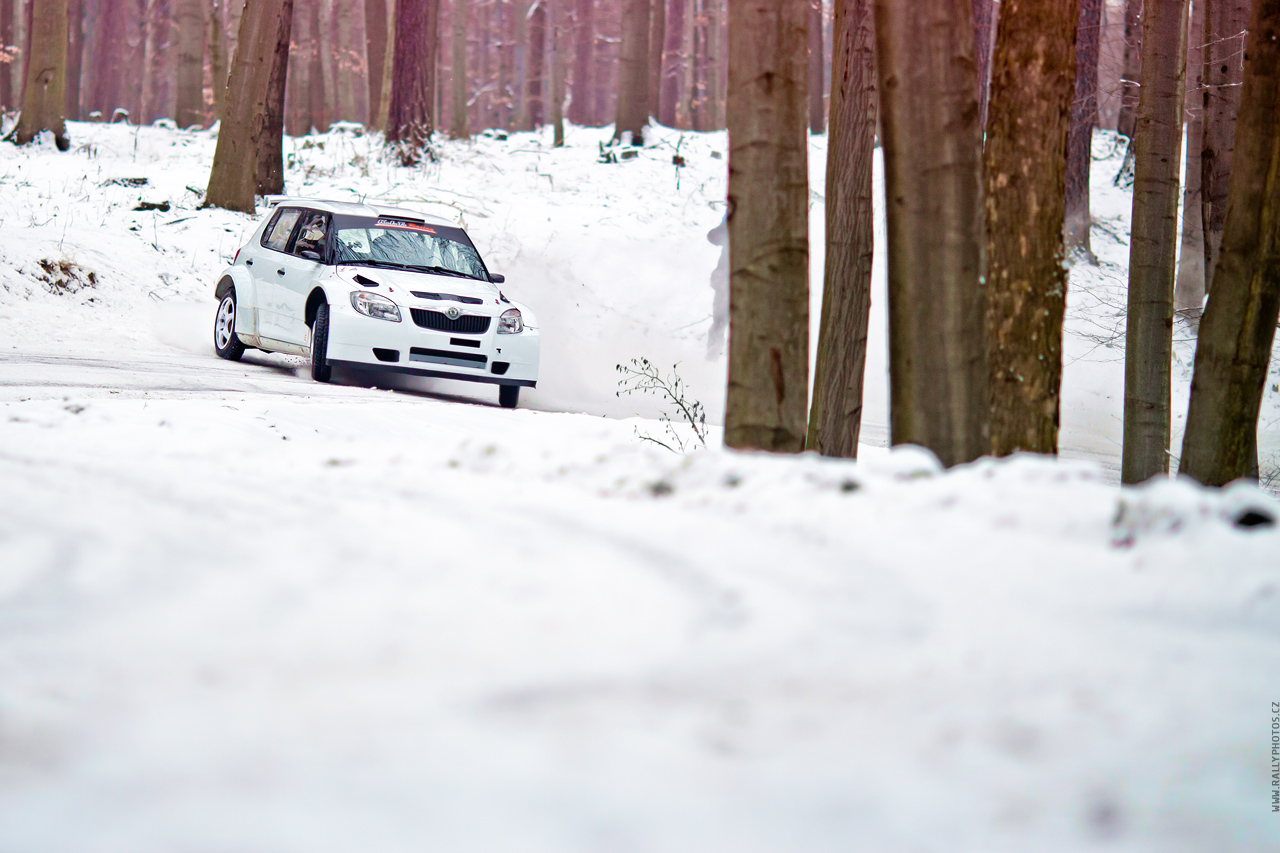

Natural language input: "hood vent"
[411,291,484,305]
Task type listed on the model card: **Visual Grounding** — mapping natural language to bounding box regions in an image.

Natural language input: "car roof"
[261,196,457,228]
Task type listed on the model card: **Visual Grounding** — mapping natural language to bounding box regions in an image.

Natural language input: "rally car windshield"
[334,222,489,281]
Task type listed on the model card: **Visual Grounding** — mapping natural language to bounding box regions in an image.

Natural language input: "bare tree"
[725,0,809,451]
[1,0,12,110]
[366,0,388,128]
[64,0,82,120]
[175,0,204,127]
[648,0,664,119]
[658,0,683,125]
[874,0,989,466]
[550,0,566,143]
[1063,0,1101,255]
[1200,0,1249,289]
[89,0,127,119]
[257,0,294,195]
[528,0,547,125]
[386,0,441,161]
[1174,0,1204,311]
[1117,0,1141,137]
[1180,0,1280,486]
[13,0,68,148]
[569,0,593,124]
[449,0,468,137]
[808,0,823,133]
[985,0,1080,456]
[1121,0,1189,484]
[615,0,649,141]
[204,0,290,211]
[808,0,875,457]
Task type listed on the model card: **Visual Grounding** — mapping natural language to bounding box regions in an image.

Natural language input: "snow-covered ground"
[0,121,1277,851]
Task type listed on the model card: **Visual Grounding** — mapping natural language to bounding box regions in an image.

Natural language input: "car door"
[273,210,331,347]
[253,206,304,341]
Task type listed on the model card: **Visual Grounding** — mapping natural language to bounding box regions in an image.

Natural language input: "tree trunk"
[204,0,289,211]
[725,0,809,452]
[1180,0,1280,486]
[513,0,530,129]
[1063,0,1100,255]
[14,0,68,146]
[1200,0,1249,291]
[972,0,997,130]
[984,0,1080,456]
[528,0,546,125]
[615,0,649,141]
[175,0,203,126]
[140,0,164,123]
[648,0,663,119]
[706,0,723,127]
[256,0,292,194]
[386,0,439,160]
[1,0,12,110]
[1121,0,1188,483]
[449,0,467,136]
[807,0,823,132]
[333,0,365,123]
[209,0,229,121]
[658,0,682,125]
[807,0,875,456]
[569,0,592,123]
[64,0,82,119]
[874,0,989,467]
[1174,0,1204,312]
[365,0,387,127]
[376,0,392,129]
[1117,0,1141,137]
[89,0,126,118]
[551,0,564,142]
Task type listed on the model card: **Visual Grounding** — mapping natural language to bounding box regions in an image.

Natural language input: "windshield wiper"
[340,259,479,279]
[415,265,481,280]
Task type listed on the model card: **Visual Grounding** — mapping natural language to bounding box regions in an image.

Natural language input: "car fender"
[214,266,263,339]
[510,300,539,331]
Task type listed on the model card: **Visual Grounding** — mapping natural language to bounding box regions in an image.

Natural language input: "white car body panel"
[214,199,539,388]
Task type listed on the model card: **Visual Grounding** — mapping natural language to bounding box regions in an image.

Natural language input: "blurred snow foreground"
[0,122,1278,852]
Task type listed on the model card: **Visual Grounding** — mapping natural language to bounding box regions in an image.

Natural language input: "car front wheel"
[214,291,246,361]
[310,302,332,383]
[499,384,519,409]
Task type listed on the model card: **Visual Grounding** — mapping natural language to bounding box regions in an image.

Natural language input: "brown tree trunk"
[1200,0,1249,290]
[1117,0,1141,137]
[569,0,592,123]
[648,0,663,119]
[513,0,530,129]
[1174,0,1204,312]
[140,0,166,123]
[366,0,387,127]
[1063,0,1100,255]
[972,0,997,130]
[307,0,327,131]
[14,0,68,147]
[376,0,393,128]
[256,0,292,194]
[333,0,366,123]
[204,0,289,211]
[807,0,875,456]
[807,0,823,133]
[449,0,467,137]
[90,0,127,118]
[0,0,12,110]
[551,0,565,142]
[1121,0,1189,483]
[874,0,989,467]
[725,0,809,452]
[657,0,682,125]
[615,0,649,141]
[985,0,1080,456]
[386,0,439,160]
[1180,0,1280,486]
[175,0,203,127]
[706,0,723,127]
[528,0,546,126]
[209,0,230,122]
[64,0,82,119]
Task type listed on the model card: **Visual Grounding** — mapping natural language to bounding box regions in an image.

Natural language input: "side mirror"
[299,248,321,261]
[491,273,505,284]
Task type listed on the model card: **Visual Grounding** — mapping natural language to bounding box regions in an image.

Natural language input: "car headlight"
[497,307,523,334]
[350,290,401,322]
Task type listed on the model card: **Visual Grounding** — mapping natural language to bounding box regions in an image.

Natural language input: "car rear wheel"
[214,291,246,361]
[499,384,519,409]
[310,302,332,383]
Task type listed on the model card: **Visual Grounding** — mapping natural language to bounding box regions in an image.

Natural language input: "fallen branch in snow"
[616,357,708,452]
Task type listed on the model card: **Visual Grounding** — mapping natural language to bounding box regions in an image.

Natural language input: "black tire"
[213,291,246,361]
[499,384,519,409]
[310,302,332,383]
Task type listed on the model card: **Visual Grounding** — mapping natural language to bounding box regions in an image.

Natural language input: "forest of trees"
[2,0,1277,491]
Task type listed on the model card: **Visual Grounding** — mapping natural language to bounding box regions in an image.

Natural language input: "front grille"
[410,308,491,334]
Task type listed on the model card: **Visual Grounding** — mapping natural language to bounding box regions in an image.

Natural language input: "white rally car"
[212,198,538,408]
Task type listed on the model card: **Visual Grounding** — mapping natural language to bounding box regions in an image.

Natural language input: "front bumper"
[326,304,540,387]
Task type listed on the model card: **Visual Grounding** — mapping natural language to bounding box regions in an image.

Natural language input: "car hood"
[333,265,503,307]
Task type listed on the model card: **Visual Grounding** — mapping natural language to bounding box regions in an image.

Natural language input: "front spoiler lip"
[327,359,536,388]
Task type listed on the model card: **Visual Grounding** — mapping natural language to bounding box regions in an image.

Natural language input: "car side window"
[292,211,330,262]
[262,207,303,252]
